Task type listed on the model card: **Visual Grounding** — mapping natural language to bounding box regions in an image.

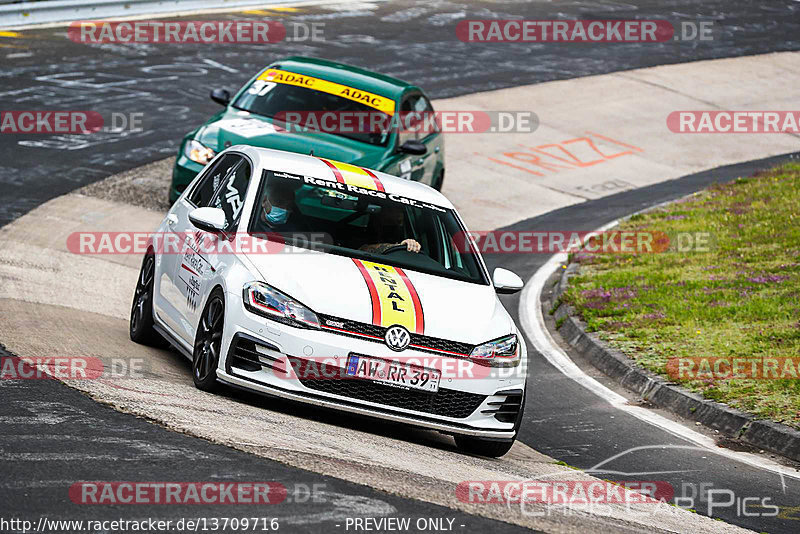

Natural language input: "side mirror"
[398,140,427,156]
[493,267,524,295]
[210,88,231,106]
[188,207,227,233]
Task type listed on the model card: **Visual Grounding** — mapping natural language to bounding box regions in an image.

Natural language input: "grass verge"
[563,163,800,427]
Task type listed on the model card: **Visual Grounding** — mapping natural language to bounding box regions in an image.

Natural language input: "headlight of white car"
[243,281,320,329]
[469,334,520,367]
[184,139,216,165]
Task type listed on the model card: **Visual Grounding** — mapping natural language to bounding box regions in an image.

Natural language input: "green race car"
[170,56,445,203]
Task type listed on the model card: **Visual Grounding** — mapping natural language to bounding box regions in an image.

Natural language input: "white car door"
[178,155,252,344]
[160,153,242,342]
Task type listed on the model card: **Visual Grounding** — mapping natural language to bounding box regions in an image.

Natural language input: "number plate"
[345,354,440,394]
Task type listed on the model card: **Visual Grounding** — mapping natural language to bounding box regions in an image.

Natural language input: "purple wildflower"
[747,274,790,284]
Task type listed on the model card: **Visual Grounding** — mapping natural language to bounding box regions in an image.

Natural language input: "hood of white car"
[243,249,514,345]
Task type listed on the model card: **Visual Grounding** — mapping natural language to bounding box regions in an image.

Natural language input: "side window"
[397,94,438,145]
[404,205,435,257]
[187,154,241,207]
[210,158,251,230]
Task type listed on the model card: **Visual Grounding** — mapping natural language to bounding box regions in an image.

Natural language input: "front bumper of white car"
[218,291,527,439]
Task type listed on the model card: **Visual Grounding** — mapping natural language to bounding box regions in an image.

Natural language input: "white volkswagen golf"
[130,146,527,456]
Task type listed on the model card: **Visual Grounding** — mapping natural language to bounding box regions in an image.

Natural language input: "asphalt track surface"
[0,356,537,534]
[2,1,800,533]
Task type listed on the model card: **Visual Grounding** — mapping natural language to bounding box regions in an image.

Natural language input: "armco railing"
[0,0,317,28]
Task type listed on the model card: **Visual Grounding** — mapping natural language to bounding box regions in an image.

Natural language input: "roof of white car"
[233,145,454,209]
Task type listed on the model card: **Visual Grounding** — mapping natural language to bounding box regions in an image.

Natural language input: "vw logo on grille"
[385,325,411,352]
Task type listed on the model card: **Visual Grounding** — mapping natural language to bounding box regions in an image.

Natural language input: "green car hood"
[195,109,387,168]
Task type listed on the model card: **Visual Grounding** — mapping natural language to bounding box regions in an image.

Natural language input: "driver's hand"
[401,238,421,253]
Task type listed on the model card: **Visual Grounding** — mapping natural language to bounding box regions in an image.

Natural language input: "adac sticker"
[257,69,396,115]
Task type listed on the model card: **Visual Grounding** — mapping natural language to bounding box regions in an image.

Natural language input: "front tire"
[192,288,225,392]
[455,435,515,458]
[130,252,164,346]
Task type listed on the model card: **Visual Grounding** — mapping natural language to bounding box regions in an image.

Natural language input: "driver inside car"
[359,203,421,254]
[256,182,306,233]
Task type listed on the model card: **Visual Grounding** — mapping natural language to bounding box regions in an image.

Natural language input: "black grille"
[288,356,486,419]
[228,334,284,373]
[410,333,473,356]
[481,389,524,423]
[319,314,474,356]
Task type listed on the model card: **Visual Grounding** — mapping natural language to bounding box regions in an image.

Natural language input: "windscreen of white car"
[248,169,489,286]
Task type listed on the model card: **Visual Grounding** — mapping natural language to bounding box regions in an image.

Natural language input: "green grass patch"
[563,163,800,427]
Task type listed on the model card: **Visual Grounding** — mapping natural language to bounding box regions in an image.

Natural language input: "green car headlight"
[243,281,320,330]
[469,334,520,367]
[184,139,216,165]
